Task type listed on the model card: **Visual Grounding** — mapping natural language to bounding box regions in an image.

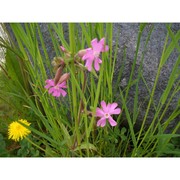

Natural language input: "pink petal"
[100,38,109,52]
[82,54,87,61]
[59,81,67,88]
[108,116,117,126]
[105,45,109,51]
[96,107,105,117]
[46,79,54,83]
[85,58,93,71]
[97,117,106,127]
[101,101,109,113]
[45,79,54,87]
[44,84,51,89]
[94,45,103,52]
[97,58,102,63]
[102,45,109,52]
[100,120,107,127]
[91,39,103,52]
[61,85,67,89]
[60,46,66,52]
[110,108,121,115]
[99,37,105,45]
[94,58,100,71]
[106,103,111,110]
[53,90,60,97]
[48,87,55,94]
[82,49,93,60]
[60,89,67,97]
[101,101,108,113]
[45,79,51,83]
[109,103,118,111]
[91,38,98,49]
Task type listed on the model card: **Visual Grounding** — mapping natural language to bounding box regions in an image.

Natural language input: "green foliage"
[17,137,40,157]
[0,133,10,157]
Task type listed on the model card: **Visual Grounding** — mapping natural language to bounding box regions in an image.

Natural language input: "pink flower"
[96,101,121,127]
[82,38,109,71]
[45,79,67,97]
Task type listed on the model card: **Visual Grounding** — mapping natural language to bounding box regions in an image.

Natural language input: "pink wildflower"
[45,79,67,97]
[96,101,121,127]
[82,38,109,71]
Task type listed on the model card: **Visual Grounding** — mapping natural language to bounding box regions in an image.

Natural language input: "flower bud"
[78,49,87,58]
[60,46,66,52]
[65,53,71,58]
[58,73,70,84]
[52,57,65,71]
[52,57,65,66]
[54,66,64,85]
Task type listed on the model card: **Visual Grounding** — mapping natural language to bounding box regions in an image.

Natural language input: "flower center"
[93,51,100,58]
[54,85,59,89]
[16,124,21,130]
[104,113,110,118]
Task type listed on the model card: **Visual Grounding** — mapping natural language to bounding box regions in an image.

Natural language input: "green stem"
[69,23,82,156]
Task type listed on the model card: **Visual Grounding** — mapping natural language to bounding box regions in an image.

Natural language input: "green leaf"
[73,142,97,152]
[0,134,9,157]
[152,134,180,139]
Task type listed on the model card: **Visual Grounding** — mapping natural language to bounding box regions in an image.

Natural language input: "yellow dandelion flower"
[8,119,31,142]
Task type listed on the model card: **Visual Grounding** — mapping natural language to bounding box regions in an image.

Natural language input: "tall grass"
[0,23,179,157]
